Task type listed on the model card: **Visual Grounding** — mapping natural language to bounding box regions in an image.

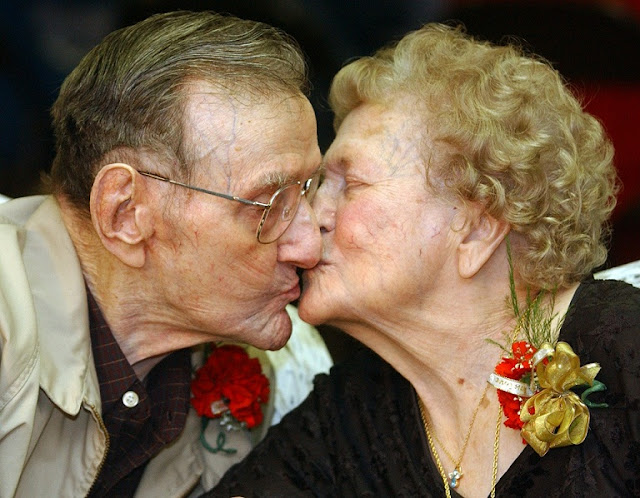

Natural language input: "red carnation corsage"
[490,341,538,431]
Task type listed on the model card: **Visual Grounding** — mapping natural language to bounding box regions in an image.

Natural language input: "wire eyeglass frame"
[137,170,320,243]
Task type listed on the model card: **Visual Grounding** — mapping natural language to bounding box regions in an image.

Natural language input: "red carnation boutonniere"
[191,344,270,454]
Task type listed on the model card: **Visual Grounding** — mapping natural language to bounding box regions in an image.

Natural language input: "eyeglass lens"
[258,175,320,243]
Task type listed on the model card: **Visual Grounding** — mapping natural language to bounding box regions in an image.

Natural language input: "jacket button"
[122,391,139,408]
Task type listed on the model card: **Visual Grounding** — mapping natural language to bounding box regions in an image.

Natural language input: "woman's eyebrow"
[322,156,351,174]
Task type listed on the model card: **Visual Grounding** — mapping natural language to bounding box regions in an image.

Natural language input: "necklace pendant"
[449,468,463,488]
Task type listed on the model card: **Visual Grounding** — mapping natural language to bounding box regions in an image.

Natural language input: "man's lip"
[283,280,301,300]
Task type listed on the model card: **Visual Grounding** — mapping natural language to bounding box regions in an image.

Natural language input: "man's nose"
[276,197,321,268]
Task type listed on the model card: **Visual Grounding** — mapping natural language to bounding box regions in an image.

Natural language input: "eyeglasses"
[137,170,320,244]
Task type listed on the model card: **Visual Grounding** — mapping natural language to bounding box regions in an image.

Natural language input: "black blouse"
[207,279,640,497]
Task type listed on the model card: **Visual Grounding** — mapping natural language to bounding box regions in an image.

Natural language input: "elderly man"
[0,10,331,497]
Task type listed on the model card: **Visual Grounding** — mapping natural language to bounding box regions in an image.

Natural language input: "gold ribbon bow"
[520,341,601,456]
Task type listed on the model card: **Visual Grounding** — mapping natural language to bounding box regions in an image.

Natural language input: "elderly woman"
[209,24,640,497]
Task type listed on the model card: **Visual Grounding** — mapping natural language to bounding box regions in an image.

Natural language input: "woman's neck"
[335,289,517,405]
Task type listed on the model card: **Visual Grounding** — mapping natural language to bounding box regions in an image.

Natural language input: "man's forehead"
[182,89,244,155]
[182,80,305,127]
[182,83,305,145]
[180,84,317,190]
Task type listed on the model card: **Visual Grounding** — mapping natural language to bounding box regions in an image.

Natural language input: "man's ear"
[90,163,152,268]
[457,206,510,279]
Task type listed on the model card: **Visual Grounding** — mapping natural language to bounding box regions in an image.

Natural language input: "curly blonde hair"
[329,23,618,290]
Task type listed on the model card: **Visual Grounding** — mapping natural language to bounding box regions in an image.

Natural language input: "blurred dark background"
[2,0,639,272]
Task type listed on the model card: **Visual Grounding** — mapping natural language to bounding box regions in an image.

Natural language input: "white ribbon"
[488,373,534,397]
[531,346,555,367]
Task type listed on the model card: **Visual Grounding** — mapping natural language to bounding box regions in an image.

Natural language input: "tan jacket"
[0,196,275,497]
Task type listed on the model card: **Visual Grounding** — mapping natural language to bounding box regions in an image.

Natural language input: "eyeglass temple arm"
[137,171,270,208]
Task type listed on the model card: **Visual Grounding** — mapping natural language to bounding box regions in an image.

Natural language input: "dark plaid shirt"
[87,291,192,497]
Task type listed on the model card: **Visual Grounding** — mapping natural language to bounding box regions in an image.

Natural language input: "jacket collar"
[22,196,101,415]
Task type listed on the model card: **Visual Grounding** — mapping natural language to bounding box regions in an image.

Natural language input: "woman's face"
[298,102,461,328]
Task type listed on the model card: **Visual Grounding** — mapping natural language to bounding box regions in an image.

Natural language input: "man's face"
[146,83,322,350]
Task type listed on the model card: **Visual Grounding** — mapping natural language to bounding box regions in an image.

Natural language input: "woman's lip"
[310,258,329,269]
[300,262,325,288]
[304,260,328,275]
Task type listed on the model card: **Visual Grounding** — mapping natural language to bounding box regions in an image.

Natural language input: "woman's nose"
[312,184,335,234]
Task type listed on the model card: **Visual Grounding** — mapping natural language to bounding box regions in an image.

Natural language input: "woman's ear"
[457,207,510,279]
[90,163,152,268]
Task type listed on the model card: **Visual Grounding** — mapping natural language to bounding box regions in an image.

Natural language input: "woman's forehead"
[328,104,427,174]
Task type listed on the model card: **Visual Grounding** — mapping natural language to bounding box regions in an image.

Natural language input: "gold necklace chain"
[419,396,501,498]
[417,313,528,496]
[417,300,536,496]
[424,383,490,488]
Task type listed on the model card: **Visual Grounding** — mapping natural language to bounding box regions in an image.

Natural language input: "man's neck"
[59,198,173,379]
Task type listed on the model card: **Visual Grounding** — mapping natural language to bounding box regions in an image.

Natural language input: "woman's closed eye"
[343,174,375,195]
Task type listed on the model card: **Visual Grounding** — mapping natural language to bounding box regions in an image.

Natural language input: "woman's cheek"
[337,199,394,251]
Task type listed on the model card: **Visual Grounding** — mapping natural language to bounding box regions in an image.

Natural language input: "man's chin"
[259,308,293,351]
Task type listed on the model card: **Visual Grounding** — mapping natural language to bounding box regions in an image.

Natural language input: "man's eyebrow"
[255,165,323,190]
[255,170,294,190]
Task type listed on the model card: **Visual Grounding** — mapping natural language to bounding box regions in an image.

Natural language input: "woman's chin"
[299,270,349,326]
[297,290,316,324]
[297,288,330,326]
